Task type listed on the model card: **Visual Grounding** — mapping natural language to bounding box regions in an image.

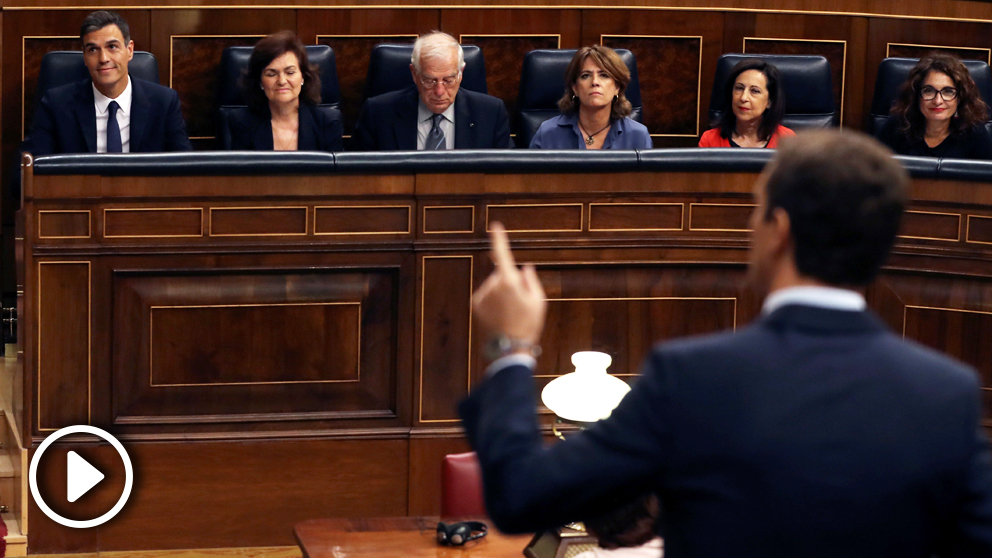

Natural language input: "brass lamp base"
[524,524,598,558]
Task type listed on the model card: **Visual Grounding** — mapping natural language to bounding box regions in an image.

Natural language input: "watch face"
[482,335,509,362]
[482,335,539,361]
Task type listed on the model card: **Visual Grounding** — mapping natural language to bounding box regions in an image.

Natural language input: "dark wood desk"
[294,517,533,558]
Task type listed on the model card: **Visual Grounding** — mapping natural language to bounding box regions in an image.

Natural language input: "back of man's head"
[765,130,908,286]
[80,10,130,43]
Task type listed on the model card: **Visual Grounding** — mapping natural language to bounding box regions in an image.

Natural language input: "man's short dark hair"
[80,10,130,43]
[765,130,908,285]
[582,493,659,550]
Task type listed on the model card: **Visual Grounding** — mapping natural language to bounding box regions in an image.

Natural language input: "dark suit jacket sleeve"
[351,100,377,151]
[163,88,193,152]
[21,92,60,157]
[493,98,512,149]
[318,108,344,152]
[943,382,992,556]
[459,354,672,534]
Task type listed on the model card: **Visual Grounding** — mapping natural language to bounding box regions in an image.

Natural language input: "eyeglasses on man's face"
[919,85,958,101]
[419,72,461,89]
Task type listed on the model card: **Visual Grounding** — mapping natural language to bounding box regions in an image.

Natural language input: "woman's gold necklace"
[579,122,611,145]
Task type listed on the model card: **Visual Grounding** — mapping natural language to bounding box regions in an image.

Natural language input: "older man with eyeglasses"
[351,31,513,151]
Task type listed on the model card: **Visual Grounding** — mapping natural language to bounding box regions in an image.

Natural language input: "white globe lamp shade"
[541,351,631,423]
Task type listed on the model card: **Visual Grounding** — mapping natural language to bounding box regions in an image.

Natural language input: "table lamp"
[524,351,631,558]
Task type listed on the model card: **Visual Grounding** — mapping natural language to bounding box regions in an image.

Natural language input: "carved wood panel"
[419,255,473,423]
[871,272,992,419]
[886,44,991,63]
[37,261,91,432]
[111,269,399,427]
[530,264,747,395]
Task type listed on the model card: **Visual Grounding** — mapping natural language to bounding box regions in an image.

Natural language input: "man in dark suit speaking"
[462,131,992,556]
[351,31,512,151]
[22,10,192,156]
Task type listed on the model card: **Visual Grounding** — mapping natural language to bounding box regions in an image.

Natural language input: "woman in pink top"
[699,59,795,148]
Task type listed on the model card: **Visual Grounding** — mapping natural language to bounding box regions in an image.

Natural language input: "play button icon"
[29,425,133,528]
[66,451,106,503]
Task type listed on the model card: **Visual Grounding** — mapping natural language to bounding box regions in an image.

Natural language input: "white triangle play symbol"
[67,451,105,503]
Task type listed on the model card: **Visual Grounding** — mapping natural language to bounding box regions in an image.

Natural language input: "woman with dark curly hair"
[227,30,343,151]
[876,54,992,159]
[699,58,795,148]
[530,45,652,150]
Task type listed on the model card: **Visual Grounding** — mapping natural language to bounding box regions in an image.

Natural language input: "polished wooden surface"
[295,517,532,558]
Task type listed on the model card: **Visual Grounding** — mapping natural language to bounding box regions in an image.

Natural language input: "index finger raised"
[489,222,518,271]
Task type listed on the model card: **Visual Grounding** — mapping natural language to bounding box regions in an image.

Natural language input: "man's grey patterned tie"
[425,113,446,150]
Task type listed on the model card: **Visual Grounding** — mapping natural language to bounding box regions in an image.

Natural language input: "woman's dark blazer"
[227,103,343,151]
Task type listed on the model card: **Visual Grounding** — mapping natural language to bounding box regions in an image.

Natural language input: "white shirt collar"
[417,99,455,124]
[762,286,866,315]
[93,76,133,116]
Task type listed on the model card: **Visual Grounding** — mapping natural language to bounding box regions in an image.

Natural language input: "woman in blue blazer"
[530,46,651,150]
[228,31,343,151]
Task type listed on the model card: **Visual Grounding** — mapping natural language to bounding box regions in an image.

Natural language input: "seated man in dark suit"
[22,10,192,156]
[351,31,512,151]
[462,131,992,556]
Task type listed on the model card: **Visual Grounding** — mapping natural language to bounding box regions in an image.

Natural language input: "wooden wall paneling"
[27,477,97,553]
[110,267,400,429]
[36,261,90,433]
[6,0,992,20]
[29,438,410,552]
[407,432,470,516]
[148,10,296,147]
[745,13,869,129]
[88,258,115,432]
[418,255,473,425]
[445,9,580,145]
[865,18,992,130]
[898,209,962,242]
[532,263,744,391]
[969,214,992,246]
[299,9,439,139]
[872,271,992,419]
[583,10,725,147]
[33,442,124,529]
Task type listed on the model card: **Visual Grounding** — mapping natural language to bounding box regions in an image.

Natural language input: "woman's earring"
[613,95,619,103]
[571,95,578,104]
